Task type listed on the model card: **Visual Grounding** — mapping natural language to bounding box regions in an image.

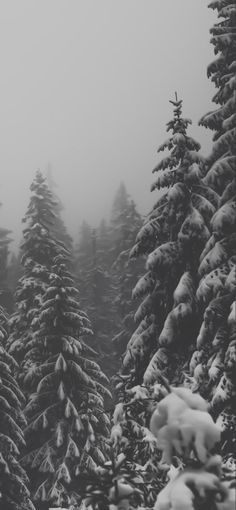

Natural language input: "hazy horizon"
[0,1,216,252]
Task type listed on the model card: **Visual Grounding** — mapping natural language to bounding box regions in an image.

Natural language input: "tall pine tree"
[124,97,216,388]
[189,0,236,462]
[8,170,64,367]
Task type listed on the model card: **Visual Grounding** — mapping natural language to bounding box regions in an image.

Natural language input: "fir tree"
[0,305,35,510]
[74,223,117,378]
[21,254,111,508]
[8,170,64,366]
[189,0,236,461]
[111,197,144,358]
[47,165,73,250]
[124,96,217,388]
[0,223,12,289]
[0,201,13,312]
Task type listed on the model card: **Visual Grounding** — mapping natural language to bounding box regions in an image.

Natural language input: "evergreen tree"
[47,165,73,250]
[0,223,12,289]
[123,96,217,388]
[0,201,13,313]
[74,223,117,378]
[74,221,93,297]
[189,0,236,460]
[111,197,144,358]
[7,253,22,295]
[97,219,111,269]
[0,305,35,510]
[21,254,111,508]
[8,170,64,366]
[110,182,136,261]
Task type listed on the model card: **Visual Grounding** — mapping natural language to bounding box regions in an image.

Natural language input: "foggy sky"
[0,1,216,250]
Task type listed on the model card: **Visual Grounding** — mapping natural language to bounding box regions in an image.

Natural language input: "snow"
[154,467,225,510]
[228,301,236,325]
[132,272,155,300]
[212,202,236,234]
[199,240,228,276]
[110,424,123,446]
[173,272,194,305]
[147,242,181,272]
[144,348,169,384]
[197,265,227,303]
[150,390,220,465]
[109,480,134,501]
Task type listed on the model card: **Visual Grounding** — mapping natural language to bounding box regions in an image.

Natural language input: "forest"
[0,1,235,510]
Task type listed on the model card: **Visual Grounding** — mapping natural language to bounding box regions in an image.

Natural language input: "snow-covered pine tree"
[0,222,12,290]
[0,202,14,313]
[124,96,217,387]
[22,254,111,509]
[189,0,236,462]
[109,183,141,262]
[111,196,144,359]
[0,305,35,510]
[97,219,111,269]
[8,170,65,367]
[74,221,94,302]
[149,385,235,510]
[105,99,218,509]
[46,165,73,250]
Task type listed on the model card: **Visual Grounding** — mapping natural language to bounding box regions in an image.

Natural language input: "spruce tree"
[0,201,13,312]
[124,96,216,388]
[189,0,236,461]
[21,254,111,508]
[108,99,219,506]
[0,223,12,289]
[74,223,117,378]
[47,166,73,250]
[111,197,144,358]
[8,170,64,366]
[0,305,35,510]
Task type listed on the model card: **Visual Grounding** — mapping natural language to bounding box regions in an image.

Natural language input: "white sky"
[0,1,216,249]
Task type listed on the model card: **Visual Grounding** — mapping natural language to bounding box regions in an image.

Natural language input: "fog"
[0,1,216,250]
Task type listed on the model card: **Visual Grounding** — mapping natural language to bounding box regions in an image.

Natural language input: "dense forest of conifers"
[0,2,235,510]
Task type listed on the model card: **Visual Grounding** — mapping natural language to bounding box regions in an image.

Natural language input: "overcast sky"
[0,1,216,250]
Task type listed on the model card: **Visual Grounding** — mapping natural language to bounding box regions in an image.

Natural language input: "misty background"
[0,1,215,251]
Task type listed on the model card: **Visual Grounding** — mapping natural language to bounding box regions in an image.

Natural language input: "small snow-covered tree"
[189,0,236,461]
[0,305,35,510]
[83,375,165,510]
[149,385,235,510]
[22,254,111,509]
[85,385,235,510]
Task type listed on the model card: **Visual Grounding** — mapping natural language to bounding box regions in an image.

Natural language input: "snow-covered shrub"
[150,386,235,510]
